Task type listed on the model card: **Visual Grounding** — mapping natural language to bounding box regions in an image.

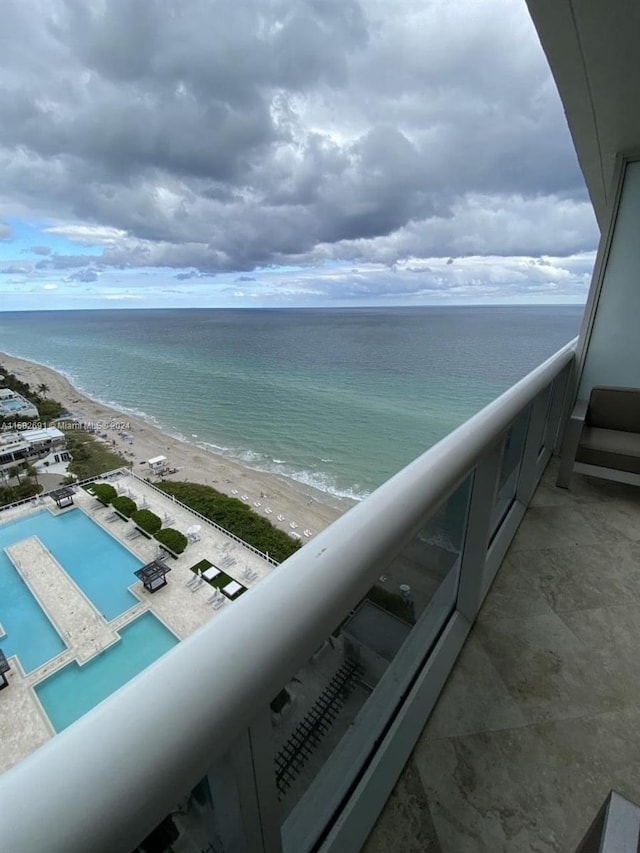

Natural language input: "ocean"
[0,306,582,501]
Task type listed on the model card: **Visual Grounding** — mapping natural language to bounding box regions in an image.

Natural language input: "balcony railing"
[0,339,577,853]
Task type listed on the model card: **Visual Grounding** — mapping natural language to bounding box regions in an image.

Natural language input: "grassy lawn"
[66,430,130,479]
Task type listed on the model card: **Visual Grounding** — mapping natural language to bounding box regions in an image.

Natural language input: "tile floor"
[364,460,640,853]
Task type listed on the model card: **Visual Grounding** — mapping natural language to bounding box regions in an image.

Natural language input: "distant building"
[0,427,71,476]
[0,388,39,420]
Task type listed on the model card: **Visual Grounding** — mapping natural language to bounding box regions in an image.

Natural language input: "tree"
[37,383,50,397]
[24,463,40,492]
[8,465,23,484]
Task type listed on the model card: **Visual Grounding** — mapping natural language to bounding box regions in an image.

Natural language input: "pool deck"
[0,475,276,774]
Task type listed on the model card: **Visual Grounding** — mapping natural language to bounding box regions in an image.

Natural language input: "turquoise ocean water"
[0,307,582,501]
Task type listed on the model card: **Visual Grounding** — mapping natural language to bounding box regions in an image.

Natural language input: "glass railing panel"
[275,474,473,839]
[538,382,555,456]
[490,407,531,535]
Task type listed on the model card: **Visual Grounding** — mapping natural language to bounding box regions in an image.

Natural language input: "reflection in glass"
[275,475,472,833]
[491,408,531,535]
[133,776,226,852]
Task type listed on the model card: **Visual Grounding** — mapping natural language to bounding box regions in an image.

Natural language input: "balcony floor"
[363,459,640,853]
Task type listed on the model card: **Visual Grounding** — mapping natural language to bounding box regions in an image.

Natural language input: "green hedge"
[131,509,162,535]
[155,527,188,554]
[90,483,117,505]
[111,495,137,518]
[154,481,302,562]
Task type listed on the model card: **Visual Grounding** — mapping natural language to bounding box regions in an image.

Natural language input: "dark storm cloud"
[0,0,597,277]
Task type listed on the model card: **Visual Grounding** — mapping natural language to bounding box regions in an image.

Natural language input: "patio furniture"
[557,386,640,488]
[222,580,243,599]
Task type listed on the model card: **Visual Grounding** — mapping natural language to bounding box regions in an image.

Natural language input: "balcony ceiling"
[527,0,640,229]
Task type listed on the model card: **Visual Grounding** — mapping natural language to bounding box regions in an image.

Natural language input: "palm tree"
[37,383,50,397]
[24,463,40,492]
[8,464,22,484]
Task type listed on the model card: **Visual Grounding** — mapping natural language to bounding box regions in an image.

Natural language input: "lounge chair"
[212,596,225,610]
[191,577,205,592]
[126,528,142,540]
[557,386,640,488]
[163,513,175,525]
[185,574,199,587]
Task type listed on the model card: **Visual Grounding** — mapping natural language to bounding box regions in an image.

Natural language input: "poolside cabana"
[134,559,172,593]
[0,649,10,690]
[50,486,74,509]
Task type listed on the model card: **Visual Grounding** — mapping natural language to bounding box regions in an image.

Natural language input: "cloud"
[43,224,127,245]
[0,222,12,241]
[0,263,31,274]
[30,245,51,255]
[65,267,100,282]
[174,269,213,280]
[234,275,256,282]
[0,0,597,296]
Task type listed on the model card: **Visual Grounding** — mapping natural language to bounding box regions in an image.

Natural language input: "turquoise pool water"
[0,508,143,672]
[0,542,65,673]
[35,612,179,731]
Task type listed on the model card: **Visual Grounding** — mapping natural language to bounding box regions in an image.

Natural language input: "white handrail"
[0,339,577,853]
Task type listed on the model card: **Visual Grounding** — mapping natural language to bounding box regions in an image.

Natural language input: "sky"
[0,0,599,310]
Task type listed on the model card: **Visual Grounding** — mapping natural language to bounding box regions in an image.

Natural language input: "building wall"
[580,160,640,395]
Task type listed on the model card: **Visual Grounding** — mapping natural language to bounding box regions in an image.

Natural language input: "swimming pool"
[0,547,66,672]
[1,509,142,617]
[0,508,143,672]
[0,399,24,412]
[35,612,179,731]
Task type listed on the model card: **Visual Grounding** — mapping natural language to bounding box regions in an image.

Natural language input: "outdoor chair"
[557,386,640,488]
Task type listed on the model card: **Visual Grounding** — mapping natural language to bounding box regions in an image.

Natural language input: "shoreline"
[0,351,354,537]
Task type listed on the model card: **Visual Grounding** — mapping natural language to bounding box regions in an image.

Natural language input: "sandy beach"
[0,352,354,538]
